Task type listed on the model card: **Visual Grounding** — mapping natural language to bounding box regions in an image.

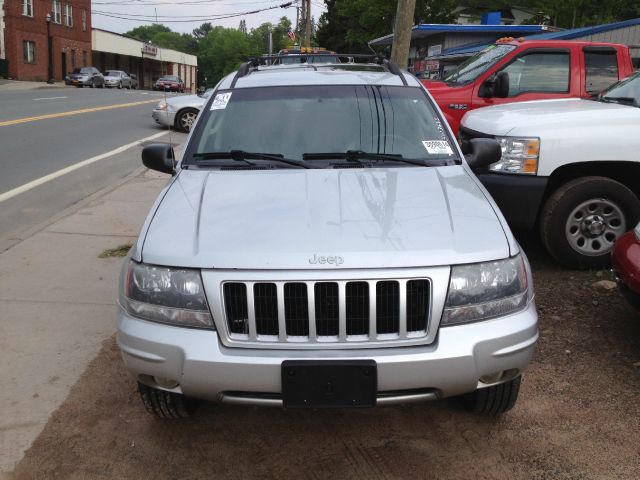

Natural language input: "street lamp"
[45,13,54,84]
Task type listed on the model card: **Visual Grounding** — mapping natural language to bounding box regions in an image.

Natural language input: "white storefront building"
[92,28,198,92]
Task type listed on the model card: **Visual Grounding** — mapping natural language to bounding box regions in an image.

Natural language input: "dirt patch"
[98,243,132,258]
[10,240,640,480]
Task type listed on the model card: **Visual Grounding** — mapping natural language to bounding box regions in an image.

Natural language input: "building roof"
[369,23,550,47]
[431,17,640,61]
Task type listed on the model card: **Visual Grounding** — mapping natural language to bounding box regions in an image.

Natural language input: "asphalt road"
[0,86,187,251]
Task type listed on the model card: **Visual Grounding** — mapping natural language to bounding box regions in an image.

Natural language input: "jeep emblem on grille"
[309,254,344,266]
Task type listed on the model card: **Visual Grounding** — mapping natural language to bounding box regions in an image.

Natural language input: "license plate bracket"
[281,360,377,408]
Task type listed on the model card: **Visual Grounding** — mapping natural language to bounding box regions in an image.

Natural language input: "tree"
[239,19,247,34]
[126,24,172,43]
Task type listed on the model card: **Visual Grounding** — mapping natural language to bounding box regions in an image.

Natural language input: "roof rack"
[229,54,408,88]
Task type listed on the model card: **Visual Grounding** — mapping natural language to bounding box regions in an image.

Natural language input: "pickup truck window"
[443,44,515,85]
[584,50,619,95]
[500,52,570,96]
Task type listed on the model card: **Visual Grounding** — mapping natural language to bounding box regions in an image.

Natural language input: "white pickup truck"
[460,71,640,269]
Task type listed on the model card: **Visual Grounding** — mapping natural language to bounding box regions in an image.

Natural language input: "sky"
[91,0,327,35]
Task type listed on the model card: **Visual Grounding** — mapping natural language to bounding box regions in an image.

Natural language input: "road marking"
[0,131,169,204]
[32,96,69,101]
[0,99,158,127]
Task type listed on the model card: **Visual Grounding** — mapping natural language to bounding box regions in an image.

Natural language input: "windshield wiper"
[193,150,309,169]
[303,150,451,167]
[600,96,638,107]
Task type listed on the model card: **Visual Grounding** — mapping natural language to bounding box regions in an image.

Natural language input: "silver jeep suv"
[117,57,538,418]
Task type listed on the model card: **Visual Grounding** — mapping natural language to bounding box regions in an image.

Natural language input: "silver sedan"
[152,89,213,132]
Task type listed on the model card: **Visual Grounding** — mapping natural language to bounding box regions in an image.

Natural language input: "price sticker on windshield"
[211,92,232,110]
[422,140,453,155]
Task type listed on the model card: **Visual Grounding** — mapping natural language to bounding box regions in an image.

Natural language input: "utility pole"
[390,0,416,70]
[304,0,312,48]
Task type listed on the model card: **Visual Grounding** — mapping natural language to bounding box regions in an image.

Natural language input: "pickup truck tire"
[462,376,521,414]
[138,382,198,418]
[540,176,640,269]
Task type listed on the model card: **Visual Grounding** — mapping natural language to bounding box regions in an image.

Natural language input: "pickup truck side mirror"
[463,138,501,171]
[479,71,510,98]
[142,144,176,175]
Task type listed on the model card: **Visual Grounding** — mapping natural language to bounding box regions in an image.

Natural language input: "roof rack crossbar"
[230,54,407,87]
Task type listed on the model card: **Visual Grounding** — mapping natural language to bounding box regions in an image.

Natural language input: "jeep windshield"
[443,44,516,85]
[186,85,459,168]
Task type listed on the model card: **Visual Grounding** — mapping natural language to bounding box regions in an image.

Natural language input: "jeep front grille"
[222,278,431,345]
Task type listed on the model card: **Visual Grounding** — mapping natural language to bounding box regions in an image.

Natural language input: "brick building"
[2,0,91,81]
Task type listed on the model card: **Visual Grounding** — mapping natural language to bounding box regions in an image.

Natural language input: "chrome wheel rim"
[565,198,626,256]
[180,112,197,131]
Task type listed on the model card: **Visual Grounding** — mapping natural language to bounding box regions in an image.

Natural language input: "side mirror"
[479,71,510,98]
[462,138,501,171]
[142,143,176,175]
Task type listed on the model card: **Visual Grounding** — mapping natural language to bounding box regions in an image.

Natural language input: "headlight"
[490,137,540,174]
[122,261,214,329]
[634,221,640,241]
[442,255,529,326]
[156,101,168,110]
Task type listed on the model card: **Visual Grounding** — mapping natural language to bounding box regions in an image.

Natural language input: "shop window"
[23,0,33,17]
[82,50,87,66]
[23,41,36,64]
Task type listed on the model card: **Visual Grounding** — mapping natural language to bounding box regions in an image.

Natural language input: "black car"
[69,67,104,88]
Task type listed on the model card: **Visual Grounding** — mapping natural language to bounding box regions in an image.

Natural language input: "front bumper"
[117,300,538,406]
[476,173,548,231]
[152,109,175,128]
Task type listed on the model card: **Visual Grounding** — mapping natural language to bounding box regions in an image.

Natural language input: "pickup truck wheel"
[540,177,640,269]
[463,376,521,414]
[138,382,198,418]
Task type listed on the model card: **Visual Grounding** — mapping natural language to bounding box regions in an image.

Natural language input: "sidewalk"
[0,80,69,91]
[0,162,170,475]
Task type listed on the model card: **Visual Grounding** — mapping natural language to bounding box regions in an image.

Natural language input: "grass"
[99,243,133,258]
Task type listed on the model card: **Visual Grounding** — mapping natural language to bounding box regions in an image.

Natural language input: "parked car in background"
[128,73,138,89]
[69,67,104,88]
[104,70,131,89]
[612,222,640,311]
[460,71,640,269]
[152,88,212,132]
[422,39,636,135]
[120,59,538,419]
[154,75,185,92]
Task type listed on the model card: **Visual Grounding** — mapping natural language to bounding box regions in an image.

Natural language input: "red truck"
[421,39,636,135]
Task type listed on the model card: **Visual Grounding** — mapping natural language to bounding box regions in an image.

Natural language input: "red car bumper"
[155,83,182,91]
[612,226,640,309]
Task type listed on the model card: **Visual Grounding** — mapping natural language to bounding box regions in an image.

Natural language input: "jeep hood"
[141,166,510,269]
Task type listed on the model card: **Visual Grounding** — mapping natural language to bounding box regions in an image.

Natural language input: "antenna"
[155,8,174,149]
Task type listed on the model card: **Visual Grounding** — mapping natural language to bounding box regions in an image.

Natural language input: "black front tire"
[138,382,198,418]
[540,176,640,269]
[462,376,521,414]
[175,108,199,133]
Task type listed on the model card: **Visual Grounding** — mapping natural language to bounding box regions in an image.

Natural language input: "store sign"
[427,44,442,57]
[142,44,158,56]
[425,60,440,71]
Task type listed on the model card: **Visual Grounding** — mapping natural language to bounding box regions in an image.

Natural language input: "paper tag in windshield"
[422,140,453,155]
[210,92,232,110]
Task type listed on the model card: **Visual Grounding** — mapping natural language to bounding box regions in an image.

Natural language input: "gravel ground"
[9,236,640,480]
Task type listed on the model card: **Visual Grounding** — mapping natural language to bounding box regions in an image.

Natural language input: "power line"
[93,0,277,6]
[92,2,294,23]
